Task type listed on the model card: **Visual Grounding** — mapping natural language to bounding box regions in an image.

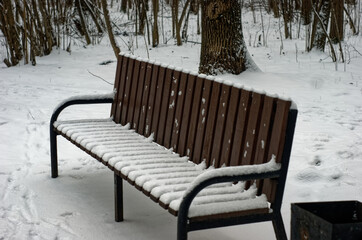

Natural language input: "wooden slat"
[229,90,252,166]
[201,81,221,167]
[144,64,160,137]
[219,87,241,167]
[137,62,154,135]
[121,57,135,125]
[254,96,275,165]
[126,59,141,125]
[156,68,174,145]
[114,56,129,123]
[252,96,276,195]
[150,66,167,140]
[132,61,147,130]
[178,74,197,156]
[111,55,123,119]
[240,92,264,166]
[262,100,291,203]
[164,70,181,148]
[193,79,213,164]
[185,76,204,161]
[210,84,232,168]
[171,72,188,151]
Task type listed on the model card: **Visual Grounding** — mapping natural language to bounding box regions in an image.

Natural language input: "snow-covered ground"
[1,11,362,240]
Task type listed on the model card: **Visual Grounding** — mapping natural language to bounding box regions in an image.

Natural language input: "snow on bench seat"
[54,118,270,218]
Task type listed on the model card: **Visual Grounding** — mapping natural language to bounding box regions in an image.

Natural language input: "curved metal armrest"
[178,160,281,222]
[50,93,114,125]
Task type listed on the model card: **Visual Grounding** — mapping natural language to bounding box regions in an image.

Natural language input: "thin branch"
[87,69,113,85]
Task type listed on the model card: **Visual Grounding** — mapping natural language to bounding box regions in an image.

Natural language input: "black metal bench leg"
[272,213,287,240]
[114,173,124,222]
[177,211,188,240]
[50,127,58,178]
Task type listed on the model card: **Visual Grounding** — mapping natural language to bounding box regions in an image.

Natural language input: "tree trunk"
[152,0,159,47]
[330,0,344,43]
[301,0,312,25]
[310,0,330,51]
[101,0,121,57]
[76,0,91,45]
[121,0,128,13]
[199,0,247,75]
[175,0,191,45]
[1,0,23,65]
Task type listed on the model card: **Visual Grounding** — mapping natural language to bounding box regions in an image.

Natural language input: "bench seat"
[54,118,271,218]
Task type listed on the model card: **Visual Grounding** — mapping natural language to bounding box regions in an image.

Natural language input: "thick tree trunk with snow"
[199,0,247,75]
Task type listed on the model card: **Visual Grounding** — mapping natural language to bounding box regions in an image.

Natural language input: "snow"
[1,10,362,240]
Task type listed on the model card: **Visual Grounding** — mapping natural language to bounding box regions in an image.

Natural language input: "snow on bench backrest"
[111,53,294,203]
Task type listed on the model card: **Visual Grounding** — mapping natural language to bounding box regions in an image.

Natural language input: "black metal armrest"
[49,93,114,178]
[177,160,282,227]
[50,93,114,125]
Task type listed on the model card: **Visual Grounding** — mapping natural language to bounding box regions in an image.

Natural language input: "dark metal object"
[50,96,113,178]
[114,173,124,222]
[177,109,297,240]
[291,201,362,240]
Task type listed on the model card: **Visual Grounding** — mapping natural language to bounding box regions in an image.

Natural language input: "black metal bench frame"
[50,54,297,240]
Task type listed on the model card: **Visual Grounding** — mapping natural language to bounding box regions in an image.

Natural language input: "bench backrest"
[110,54,297,203]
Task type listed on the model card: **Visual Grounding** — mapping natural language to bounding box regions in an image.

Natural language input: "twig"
[350,45,362,56]
[87,69,113,85]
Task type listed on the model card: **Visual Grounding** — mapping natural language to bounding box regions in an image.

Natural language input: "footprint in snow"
[59,212,74,217]
[296,168,322,183]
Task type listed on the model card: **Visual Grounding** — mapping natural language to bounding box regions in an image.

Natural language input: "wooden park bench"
[50,53,297,240]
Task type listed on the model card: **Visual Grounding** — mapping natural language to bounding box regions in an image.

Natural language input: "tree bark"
[330,0,344,43]
[101,0,121,57]
[199,0,247,75]
[152,0,159,47]
[310,0,330,51]
[76,0,91,45]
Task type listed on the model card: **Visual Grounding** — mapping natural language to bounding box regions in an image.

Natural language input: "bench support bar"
[114,173,124,222]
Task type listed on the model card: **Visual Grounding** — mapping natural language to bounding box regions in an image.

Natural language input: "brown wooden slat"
[150,66,167,140]
[210,83,232,168]
[132,61,147,130]
[114,56,129,123]
[219,87,241,167]
[262,100,291,203]
[163,70,181,148]
[229,90,252,166]
[171,71,188,151]
[144,64,160,137]
[201,80,221,167]
[253,96,276,195]
[193,78,213,164]
[254,96,275,165]
[111,55,123,119]
[178,74,197,156]
[138,62,154,135]
[240,92,264,166]
[156,68,174,145]
[121,57,136,125]
[126,59,141,125]
[185,76,205,161]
